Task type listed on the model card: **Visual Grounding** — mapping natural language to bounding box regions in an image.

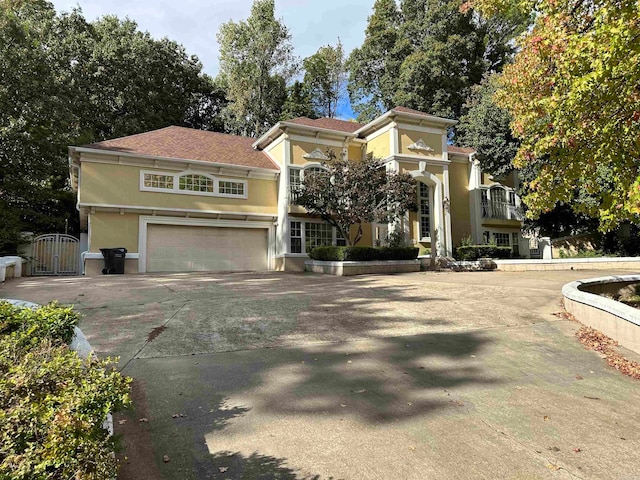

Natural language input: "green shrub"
[0,302,131,480]
[377,247,420,260]
[309,246,419,261]
[342,246,379,261]
[455,245,512,261]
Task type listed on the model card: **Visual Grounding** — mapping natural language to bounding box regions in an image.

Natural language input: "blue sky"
[50,0,372,119]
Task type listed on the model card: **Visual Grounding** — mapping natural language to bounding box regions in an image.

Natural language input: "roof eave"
[69,146,280,174]
[253,121,359,149]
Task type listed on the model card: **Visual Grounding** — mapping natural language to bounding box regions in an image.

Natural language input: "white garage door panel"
[146,224,268,272]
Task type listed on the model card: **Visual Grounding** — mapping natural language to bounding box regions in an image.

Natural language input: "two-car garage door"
[146,224,268,273]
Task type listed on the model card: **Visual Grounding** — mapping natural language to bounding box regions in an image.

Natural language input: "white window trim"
[140,170,248,199]
[288,218,343,254]
[418,183,432,242]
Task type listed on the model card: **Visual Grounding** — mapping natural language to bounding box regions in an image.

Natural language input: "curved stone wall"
[562,275,640,355]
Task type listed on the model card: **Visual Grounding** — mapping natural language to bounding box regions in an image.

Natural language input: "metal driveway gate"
[32,234,80,276]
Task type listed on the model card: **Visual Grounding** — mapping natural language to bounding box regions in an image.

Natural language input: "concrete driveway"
[2,270,640,479]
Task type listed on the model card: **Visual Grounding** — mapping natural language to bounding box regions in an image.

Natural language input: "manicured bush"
[377,246,420,260]
[308,246,419,261]
[0,302,131,480]
[455,245,512,260]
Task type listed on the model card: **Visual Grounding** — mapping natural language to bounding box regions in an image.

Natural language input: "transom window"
[179,174,213,193]
[219,181,245,196]
[140,170,247,198]
[418,182,431,241]
[144,173,174,190]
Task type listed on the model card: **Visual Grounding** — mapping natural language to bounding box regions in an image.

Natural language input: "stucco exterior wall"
[79,162,278,214]
[348,145,362,161]
[290,141,339,166]
[265,136,286,166]
[398,130,443,157]
[366,132,390,158]
[89,212,139,253]
[449,161,472,247]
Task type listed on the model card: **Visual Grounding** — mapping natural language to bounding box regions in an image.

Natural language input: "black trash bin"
[100,247,127,274]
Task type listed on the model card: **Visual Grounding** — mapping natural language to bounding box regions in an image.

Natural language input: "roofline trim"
[354,109,458,136]
[253,121,359,149]
[69,146,280,174]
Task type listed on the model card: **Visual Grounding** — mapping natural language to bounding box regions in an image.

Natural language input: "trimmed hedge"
[455,245,512,261]
[0,302,131,480]
[308,246,419,261]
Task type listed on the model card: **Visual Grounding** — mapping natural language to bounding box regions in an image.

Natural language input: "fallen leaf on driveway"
[139,418,148,423]
[340,404,347,408]
[547,464,560,471]
[347,360,352,364]
[163,455,170,463]
[573,448,582,453]
[543,415,550,421]
[118,419,127,425]
[355,389,366,394]
[219,467,228,473]
[575,375,584,380]
[548,446,560,452]
[409,446,416,451]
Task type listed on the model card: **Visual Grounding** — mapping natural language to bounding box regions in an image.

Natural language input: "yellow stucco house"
[69,106,524,274]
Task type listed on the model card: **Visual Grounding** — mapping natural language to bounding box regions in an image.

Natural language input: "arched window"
[179,174,214,193]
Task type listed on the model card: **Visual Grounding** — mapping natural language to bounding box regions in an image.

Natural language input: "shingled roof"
[448,145,476,155]
[287,117,364,133]
[83,126,279,171]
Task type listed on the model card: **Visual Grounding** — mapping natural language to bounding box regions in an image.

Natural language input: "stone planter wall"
[305,259,421,276]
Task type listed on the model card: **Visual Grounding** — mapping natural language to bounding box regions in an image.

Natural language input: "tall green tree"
[456,74,518,178]
[346,0,404,121]
[217,0,298,137]
[280,81,316,120]
[0,0,223,252]
[347,0,529,122]
[302,40,346,118]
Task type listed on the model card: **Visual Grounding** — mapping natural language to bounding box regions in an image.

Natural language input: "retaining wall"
[563,275,640,355]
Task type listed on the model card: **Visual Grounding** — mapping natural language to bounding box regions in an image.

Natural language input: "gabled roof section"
[79,126,280,171]
[355,106,457,137]
[287,117,364,133]
[448,145,476,155]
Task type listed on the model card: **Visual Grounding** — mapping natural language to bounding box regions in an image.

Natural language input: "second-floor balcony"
[481,200,524,221]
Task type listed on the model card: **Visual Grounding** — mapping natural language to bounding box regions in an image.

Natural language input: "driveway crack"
[118,301,189,373]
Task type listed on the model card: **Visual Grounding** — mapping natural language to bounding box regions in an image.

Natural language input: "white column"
[433,181,446,257]
[468,155,483,244]
[390,121,399,155]
[276,135,290,255]
[443,164,453,256]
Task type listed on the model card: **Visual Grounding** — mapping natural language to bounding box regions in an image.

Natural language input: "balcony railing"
[481,201,524,221]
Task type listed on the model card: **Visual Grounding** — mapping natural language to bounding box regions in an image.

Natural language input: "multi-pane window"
[141,171,247,198]
[418,182,430,240]
[219,181,245,196]
[493,232,510,247]
[290,221,302,253]
[512,232,520,256]
[508,191,516,206]
[483,230,491,244]
[179,174,213,193]
[305,222,333,252]
[336,231,347,247]
[144,173,174,190]
[289,168,302,202]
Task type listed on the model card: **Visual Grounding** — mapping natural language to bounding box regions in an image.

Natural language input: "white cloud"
[50,0,372,76]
